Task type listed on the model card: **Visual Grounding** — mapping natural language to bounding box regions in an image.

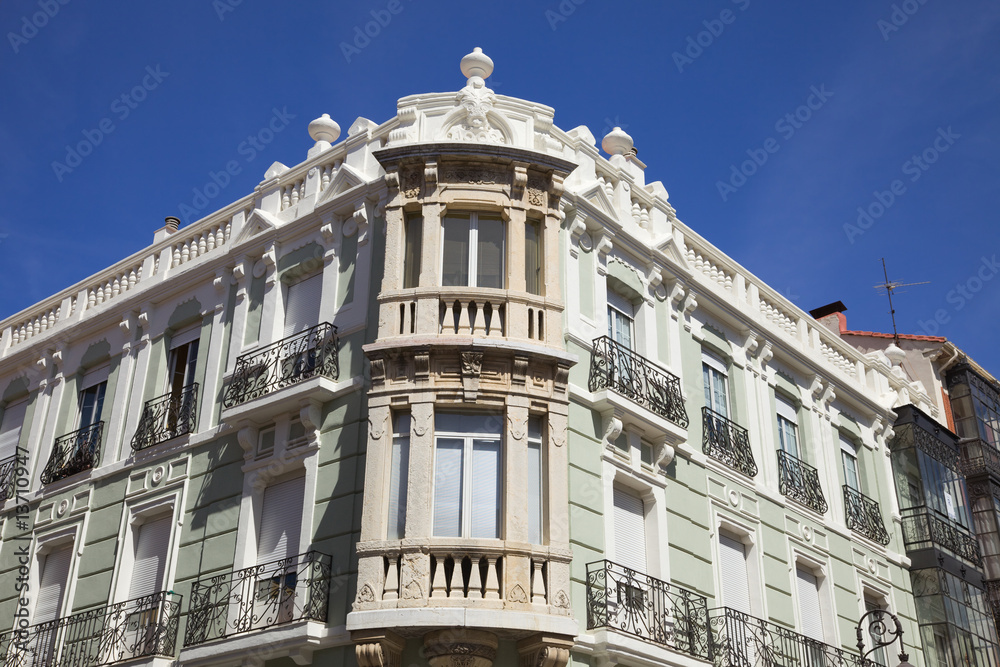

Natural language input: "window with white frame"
[840,435,861,492]
[702,350,730,418]
[613,485,647,574]
[441,213,505,289]
[168,328,199,397]
[864,595,889,667]
[34,544,73,624]
[607,290,634,350]
[78,375,108,432]
[127,514,172,600]
[0,398,28,463]
[527,417,544,544]
[387,414,410,540]
[718,532,751,614]
[776,395,800,459]
[283,272,323,337]
[796,566,825,642]
[257,475,305,564]
[433,413,502,539]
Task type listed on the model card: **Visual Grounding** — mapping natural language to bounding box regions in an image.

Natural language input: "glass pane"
[79,382,107,429]
[433,439,464,537]
[471,439,501,538]
[703,364,712,411]
[476,216,504,289]
[436,412,502,436]
[843,451,860,491]
[528,416,542,441]
[442,216,470,286]
[712,368,729,419]
[403,216,423,288]
[524,220,541,295]
[527,440,542,544]
[388,435,409,540]
[778,416,798,458]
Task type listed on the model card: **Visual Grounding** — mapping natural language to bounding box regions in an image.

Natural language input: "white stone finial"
[885,343,906,367]
[461,47,494,83]
[309,114,341,143]
[602,126,633,156]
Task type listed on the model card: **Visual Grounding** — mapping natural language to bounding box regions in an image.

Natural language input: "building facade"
[0,48,969,667]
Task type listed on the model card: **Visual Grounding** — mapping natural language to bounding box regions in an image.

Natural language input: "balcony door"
[283,273,323,337]
[34,545,73,663]
[0,398,27,468]
[607,291,634,350]
[840,436,861,493]
[124,515,172,657]
[702,351,729,419]
[718,534,751,615]
[79,380,107,431]
[257,476,305,623]
[167,330,199,437]
[776,395,800,459]
[796,567,826,666]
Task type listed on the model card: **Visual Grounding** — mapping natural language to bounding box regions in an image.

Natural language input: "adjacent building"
[0,47,982,667]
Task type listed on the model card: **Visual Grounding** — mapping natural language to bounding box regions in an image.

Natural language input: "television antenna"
[874,258,929,345]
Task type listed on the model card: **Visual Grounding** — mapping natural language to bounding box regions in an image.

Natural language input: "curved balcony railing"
[702,408,757,477]
[589,336,689,429]
[901,506,981,566]
[777,450,827,514]
[184,551,332,646]
[586,560,711,659]
[131,383,198,451]
[959,437,1000,479]
[708,607,868,667]
[844,486,891,546]
[223,323,339,408]
[41,422,103,485]
[4,591,181,667]
[1,454,16,501]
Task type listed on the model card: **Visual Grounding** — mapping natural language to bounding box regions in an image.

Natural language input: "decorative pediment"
[233,209,280,246]
[579,182,618,221]
[656,232,691,273]
[439,81,512,145]
[318,163,366,205]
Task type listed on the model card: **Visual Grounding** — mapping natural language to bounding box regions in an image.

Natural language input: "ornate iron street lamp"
[856,608,915,667]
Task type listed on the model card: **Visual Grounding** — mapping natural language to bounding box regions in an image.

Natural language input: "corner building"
[0,48,979,667]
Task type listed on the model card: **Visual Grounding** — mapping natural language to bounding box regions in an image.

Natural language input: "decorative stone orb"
[308,113,341,143]
[602,126,634,156]
[461,47,494,80]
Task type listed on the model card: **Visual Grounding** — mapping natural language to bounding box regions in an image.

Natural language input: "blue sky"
[1,0,998,372]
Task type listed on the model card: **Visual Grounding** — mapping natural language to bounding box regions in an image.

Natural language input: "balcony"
[901,506,982,566]
[131,383,198,451]
[183,551,332,646]
[585,560,711,660]
[776,450,828,514]
[959,437,1000,479]
[702,408,757,477]
[844,486,891,546]
[708,607,868,667]
[589,336,689,429]
[223,323,339,409]
[3,591,181,667]
[41,422,103,485]
[1,454,16,502]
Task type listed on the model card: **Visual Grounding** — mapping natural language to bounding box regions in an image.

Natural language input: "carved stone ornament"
[401,167,422,198]
[508,414,527,441]
[508,583,528,603]
[357,583,376,603]
[441,164,506,185]
[461,351,484,402]
[413,409,431,437]
[424,629,498,667]
[368,415,386,441]
[370,357,386,386]
[446,78,506,144]
[517,635,573,667]
[354,631,405,667]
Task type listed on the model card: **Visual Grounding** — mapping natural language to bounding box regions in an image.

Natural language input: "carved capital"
[237,424,258,455]
[354,630,405,667]
[517,635,573,667]
[424,630,498,667]
[602,412,624,449]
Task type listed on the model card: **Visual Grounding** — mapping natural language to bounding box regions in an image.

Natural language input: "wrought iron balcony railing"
[41,422,103,485]
[223,323,339,408]
[900,506,982,566]
[131,383,198,451]
[844,486,891,546]
[589,336,689,429]
[777,449,828,514]
[1,454,16,502]
[702,407,757,477]
[708,606,869,667]
[184,551,332,646]
[959,437,1000,479]
[985,580,1000,623]
[586,560,711,659]
[3,591,181,667]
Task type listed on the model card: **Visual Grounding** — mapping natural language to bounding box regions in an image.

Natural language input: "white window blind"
[470,440,501,538]
[613,486,647,574]
[128,515,171,599]
[0,398,28,460]
[257,476,305,565]
[283,273,323,336]
[796,567,824,641]
[776,395,798,422]
[35,546,72,623]
[433,440,464,537]
[719,534,751,615]
[527,417,543,544]
[388,415,410,540]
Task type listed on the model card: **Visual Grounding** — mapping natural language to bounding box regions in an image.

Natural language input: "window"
[607,290,634,349]
[841,435,860,492]
[864,596,889,667]
[0,398,28,462]
[703,351,730,418]
[283,273,323,337]
[613,486,647,574]
[527,417,543,544]
[128,515,171,599]
[79,380,107,431]
[441,213,504,288]
[388,414,410,540]
[776,395,799,459]
[525,219,542,295]
[403,215,422,288]
[796,566,826,664]
[433,413,502,538]
[34,544,73,662]
[719,533,751,614]
[258,475,305,564]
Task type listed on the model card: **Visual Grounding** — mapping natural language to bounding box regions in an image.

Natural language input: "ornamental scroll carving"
[444,79,507,144]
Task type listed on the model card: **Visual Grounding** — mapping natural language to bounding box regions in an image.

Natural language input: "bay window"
[403,215,422,289]
[433,412,502,539]
[442,213,505,288]
[525,219,542,295]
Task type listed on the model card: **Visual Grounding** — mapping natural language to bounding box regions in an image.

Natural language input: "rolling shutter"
[35,546,72,623]
[0,398,27,460]
[283,273,323,336]
[128,515,172,599]
[257,476,305,565]
[613,486,647,573]
[797,567,824,641]
[719,534,751,614]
